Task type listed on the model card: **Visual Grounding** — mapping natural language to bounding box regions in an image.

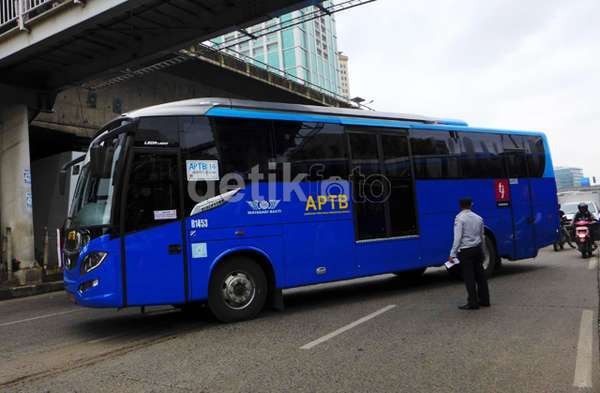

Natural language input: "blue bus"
[62,98,559,322]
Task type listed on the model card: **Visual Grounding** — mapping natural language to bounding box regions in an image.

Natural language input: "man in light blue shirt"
[449,197,490,310]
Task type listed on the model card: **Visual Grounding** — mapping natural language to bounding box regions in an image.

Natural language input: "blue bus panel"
[64,103,559,310]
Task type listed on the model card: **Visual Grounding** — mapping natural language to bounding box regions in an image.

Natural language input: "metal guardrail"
[0,0,18,26]
[187,44,351,106]
[88,44,351,108]
[1,0,77,32]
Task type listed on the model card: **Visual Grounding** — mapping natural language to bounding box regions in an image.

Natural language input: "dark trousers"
[458,246,490,306]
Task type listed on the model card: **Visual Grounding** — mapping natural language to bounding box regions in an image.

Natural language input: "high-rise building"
[211,2,342,97]
[337,51,350,98]
[555,167,584,190]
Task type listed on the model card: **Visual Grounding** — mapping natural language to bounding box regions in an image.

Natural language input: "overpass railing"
[186,44,351,107]
[88,44,351,108]
[0,0,18,27]
[1,0,77,34]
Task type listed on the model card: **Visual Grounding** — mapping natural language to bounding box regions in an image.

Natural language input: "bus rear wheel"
[482,234,498,277]
[208,256,268,323]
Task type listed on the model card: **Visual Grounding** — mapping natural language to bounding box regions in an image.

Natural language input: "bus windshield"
[69,134,125,228]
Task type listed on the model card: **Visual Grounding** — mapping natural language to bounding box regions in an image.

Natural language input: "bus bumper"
[64,274,122,308]
[63,253,123,308]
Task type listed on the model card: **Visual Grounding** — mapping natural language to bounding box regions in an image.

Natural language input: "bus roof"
[123,97,469,127]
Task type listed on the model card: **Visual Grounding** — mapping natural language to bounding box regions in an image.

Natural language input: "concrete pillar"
[0,105,40,285]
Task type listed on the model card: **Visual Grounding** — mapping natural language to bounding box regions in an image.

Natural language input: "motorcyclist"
[558,204,565,219]
[555,204,576,250]
[572,202,598,254]
[558,204,568,224]
[573,202,596,223]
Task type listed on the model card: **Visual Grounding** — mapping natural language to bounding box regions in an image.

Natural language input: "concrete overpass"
[0,0,339,286]
[35,44,350,138]
[0,0,323,108]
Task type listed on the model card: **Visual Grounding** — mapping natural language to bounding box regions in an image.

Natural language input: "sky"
[335,0,600,178]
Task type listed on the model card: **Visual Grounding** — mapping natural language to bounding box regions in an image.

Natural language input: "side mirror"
[90,145,114,178]
[60,154,86,196]
[90,145,105,177]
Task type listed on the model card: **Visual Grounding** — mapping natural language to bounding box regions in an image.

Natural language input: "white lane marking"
[0,309,82,328]
[300,304,396,350]
[588,258,597,270]
[573,309,594,388]
[86,333,128,345]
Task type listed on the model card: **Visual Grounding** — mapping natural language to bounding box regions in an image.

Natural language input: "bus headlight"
[81,252,108,274]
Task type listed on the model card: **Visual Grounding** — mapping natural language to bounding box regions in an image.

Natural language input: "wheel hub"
[222,272,256,310]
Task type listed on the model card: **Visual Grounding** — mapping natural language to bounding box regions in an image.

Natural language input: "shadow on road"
[69,260,546,336]
[69,305,214,344]
[281,260,543,315]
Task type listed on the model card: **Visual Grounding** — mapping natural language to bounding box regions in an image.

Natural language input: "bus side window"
[348,129,417,240]
[179,116,219,214]
[410,130,461,179]
[457,132,505,179]
[349,132,387,240]
[502,135,529,178]
[381,134,418,236]
[526,136,546,178]
[212,117,272,177]
[502,134,546,178]
[272,120,347,180]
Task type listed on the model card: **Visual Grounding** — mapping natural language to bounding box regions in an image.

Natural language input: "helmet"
[578,202,589,213]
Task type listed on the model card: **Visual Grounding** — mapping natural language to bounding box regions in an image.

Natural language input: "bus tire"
[482,234,498,277]
[208,256,268,323]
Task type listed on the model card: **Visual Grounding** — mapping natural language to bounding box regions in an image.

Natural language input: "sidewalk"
[0,280,63,301]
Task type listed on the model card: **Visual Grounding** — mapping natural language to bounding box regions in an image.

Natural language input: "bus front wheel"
[208,256,268,323]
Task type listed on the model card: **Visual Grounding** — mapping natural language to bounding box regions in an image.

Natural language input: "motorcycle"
[574,220,596,258]
[554,217,575,251]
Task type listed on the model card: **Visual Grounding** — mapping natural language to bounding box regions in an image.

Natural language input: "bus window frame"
[346,126,419,242]
[379,130,420,238]
[119,146,186,235]
[409,129,462,179]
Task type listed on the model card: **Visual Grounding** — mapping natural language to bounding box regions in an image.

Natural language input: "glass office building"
[211,1,342,96]
[555,167,584,190]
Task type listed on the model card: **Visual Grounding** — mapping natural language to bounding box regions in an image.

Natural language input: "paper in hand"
[444,257,460,269]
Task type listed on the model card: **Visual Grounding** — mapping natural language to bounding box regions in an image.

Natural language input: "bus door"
[504,147,536,258]
[121,148,187,306]
[348,130,420,275]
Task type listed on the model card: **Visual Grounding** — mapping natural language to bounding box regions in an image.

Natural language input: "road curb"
[0,281,64,301]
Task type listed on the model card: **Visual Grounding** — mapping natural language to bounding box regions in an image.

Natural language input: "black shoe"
[479,302,490,307]
[458,304,479,310]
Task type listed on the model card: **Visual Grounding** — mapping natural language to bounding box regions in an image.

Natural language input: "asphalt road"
[0,247,598,393]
